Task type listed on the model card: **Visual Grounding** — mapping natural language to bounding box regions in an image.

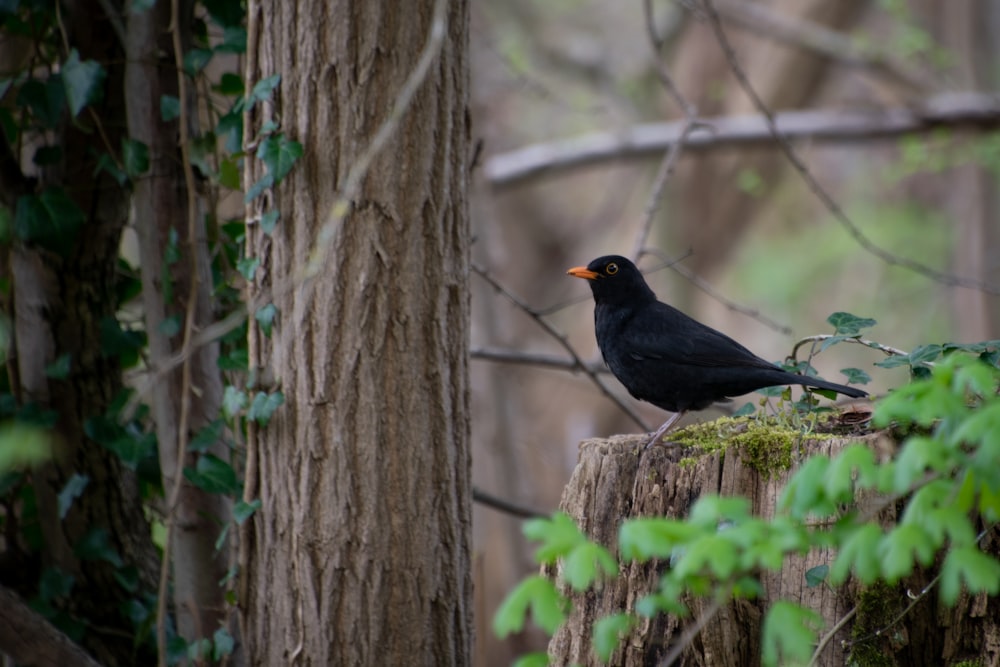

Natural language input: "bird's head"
[567,255,657,306]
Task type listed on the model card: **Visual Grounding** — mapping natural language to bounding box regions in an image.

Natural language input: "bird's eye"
[606,262,619,275]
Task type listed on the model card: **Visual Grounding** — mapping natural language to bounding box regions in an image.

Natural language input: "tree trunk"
[549,429,1000,666]
[240,1,473,665]
[1,2,159,664]
[125,0,232,649]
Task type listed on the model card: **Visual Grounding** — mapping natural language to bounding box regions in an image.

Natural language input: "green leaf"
[260,209,279,235]
[805,564,829,588]
[130,0,156,12]
[184,453,240,494]
[202,0,245,27]
[38,567,75,601]
[33,145,62,166]
[62,49,105,117]
[619,517,700,561]
[0,422,54,471]
[98,317,145,367]
[183,48,213,75]
[592,613,634,661]
[940,547,1000,606]
[189,419,223,453]
[839,367,871,385]
[524,512,586,564]
[14,188,85,256]
[244,74,281,112]
[492,575,566,638]
[222,385,248,418]
[826,312,876,335]
[256,134,303,184]
[830,523,882,585]
[218,158,241,190]
[564,542,617,591]
[255,303,277,337]
[761,601,821,667]
[74,527,123,567]
[209,626,235,659]
[122,138,149,178]
[45,354,71,379]
[237,257,260,281]
[218,26,246,53]
[732,401,756,417]
[57,473,89,520]
[18,77,65,128]
[214,72,244,96]
[512,654,549,667]
[158,314,181,338]
[247,391,284,427]
[824,444,877,502]
[878,524,936,581]
[234,499,261,524]
[160,94,180,121]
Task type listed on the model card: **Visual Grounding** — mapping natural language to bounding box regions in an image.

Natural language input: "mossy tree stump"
[547,420,1000,666]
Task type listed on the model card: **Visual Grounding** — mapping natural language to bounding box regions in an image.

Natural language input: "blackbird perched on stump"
[568,255,868,447]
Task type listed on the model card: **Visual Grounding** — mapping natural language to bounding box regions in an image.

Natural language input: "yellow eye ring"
[606,262,618,275]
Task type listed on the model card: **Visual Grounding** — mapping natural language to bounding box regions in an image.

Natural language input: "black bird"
[568,255,868,447]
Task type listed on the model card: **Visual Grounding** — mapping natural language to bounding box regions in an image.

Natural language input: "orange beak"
[567,266,599,280]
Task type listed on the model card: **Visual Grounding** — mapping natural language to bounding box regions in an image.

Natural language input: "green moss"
[848,581,900,666]
[669,416,828,478]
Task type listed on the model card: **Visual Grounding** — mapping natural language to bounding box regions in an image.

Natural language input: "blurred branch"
[698,0,1000,296]
[790,335,909,363]
[472,263,651,430]
[471,347,610,375]
[473,487,546,519]
[711,0,933,94]
[484,92,1000,188]
[0,584,104,667]
[632,0,701,261]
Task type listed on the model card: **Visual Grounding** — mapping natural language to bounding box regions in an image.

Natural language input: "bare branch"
[473,487,546,519]
[712,0,932,93]
[472,263,650,430]
[484,92,1000,189]
[790,335,909,364]
[471,347,609,375]
[698,0,1000,296]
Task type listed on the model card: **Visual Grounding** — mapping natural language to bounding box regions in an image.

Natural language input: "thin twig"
[632,0,700,261]
[472,263,650,430]
[157,1,200,664]
[698,0,1000,296]
[473,487,546,519]
[808,605,856,667]
[789,335,909,363]
[659,596,725,666]
[470,347,610,375]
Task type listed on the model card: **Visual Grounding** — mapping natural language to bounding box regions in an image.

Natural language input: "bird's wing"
[624,303,779,370]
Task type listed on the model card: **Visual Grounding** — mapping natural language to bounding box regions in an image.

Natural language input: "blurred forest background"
[468,1,1000,662]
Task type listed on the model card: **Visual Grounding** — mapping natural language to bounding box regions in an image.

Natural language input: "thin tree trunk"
[241,1,473,664]
[125,0,232,649]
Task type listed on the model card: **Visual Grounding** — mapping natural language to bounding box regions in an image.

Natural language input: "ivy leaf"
[218,158,240,190]
[45,354,71,379]
[243,74,281,112]
[222,385,248,418]
[183,48,213,76]
[247,391,284,427]
[256,134,302,184]
[233,499,261,524]
[592,613,634,662]
[18,77,66,128]
[189,419,223,453]
[212,627,235,660]
[826,312,877,336]
[214,73,244,96]
[122,138,149,178]
[804,564,829,588]
[839,367,871,385]
[255,303,277,337]
[74,527,123,567]
[184,453,240,494]
[260,209,279,235]
[160,94,180,121]
[14,187,85,256]
[57,473,89,519]
[237,257,260,281]
[62,49,105,117]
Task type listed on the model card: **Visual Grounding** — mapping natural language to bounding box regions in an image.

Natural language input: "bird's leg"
[644,411,686,449]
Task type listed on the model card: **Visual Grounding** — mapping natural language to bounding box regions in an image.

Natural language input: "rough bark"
[0,584,104,667]
[549,429,1000,667]
[241,1,472,665]
[124,0,232,649]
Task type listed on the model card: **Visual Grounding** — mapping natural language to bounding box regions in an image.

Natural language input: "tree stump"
[546,421,1000,666]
